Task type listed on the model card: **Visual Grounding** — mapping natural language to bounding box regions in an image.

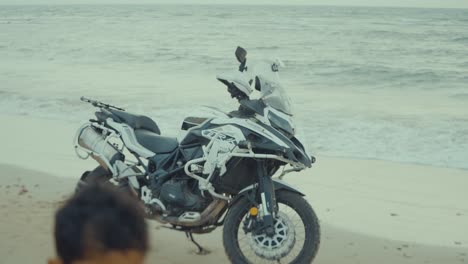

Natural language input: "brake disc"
[248,212,296,260]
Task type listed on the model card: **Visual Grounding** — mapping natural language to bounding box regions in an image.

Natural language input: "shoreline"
[1,113,467,176]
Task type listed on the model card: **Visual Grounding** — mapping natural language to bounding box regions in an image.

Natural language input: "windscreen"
[249,60,293,116]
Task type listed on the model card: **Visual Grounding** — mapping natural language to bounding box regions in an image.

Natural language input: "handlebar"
[80,96,125,111]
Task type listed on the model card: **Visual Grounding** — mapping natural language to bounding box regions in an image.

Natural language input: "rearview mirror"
[235,46,247,63]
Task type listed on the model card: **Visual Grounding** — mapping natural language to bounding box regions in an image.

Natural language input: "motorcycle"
[73,47,320,263]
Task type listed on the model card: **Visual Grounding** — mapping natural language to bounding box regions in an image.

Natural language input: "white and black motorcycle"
[74,47,320,263]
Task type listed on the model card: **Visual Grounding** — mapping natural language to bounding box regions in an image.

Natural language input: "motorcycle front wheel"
[223,190,320,264]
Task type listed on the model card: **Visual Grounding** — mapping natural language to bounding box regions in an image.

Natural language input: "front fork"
[257,161,277,236]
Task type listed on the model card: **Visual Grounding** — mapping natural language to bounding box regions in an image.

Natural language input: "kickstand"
[185,232,208,255]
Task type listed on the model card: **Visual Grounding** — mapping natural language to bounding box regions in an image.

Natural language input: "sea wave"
[453,36,468,43]
[1,4,467,169]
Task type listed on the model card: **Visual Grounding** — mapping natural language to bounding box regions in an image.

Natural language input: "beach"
[0,114,466,263]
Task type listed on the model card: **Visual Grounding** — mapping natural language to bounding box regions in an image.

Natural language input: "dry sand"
[0,114,467,263]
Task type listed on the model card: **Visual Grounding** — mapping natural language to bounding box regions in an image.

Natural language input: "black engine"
[158,179,210,216]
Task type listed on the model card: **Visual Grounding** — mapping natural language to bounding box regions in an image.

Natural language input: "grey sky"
[1,0,467,8]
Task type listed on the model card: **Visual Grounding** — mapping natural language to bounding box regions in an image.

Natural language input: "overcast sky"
[0,0,467,8]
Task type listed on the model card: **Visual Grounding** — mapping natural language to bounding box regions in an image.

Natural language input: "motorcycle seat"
[134,129,178,154]
[109,109,161,135]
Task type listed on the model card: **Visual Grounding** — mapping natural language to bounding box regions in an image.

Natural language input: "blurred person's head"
[48,183,148,264]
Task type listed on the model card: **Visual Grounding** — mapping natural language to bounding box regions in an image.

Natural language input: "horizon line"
[0,2,467,9]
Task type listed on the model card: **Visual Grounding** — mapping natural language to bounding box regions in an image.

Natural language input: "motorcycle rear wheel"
[223,190,320,264]
[75,166,111,192]
[76,165,139,198]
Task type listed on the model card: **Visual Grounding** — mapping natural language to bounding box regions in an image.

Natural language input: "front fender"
[228,178,304,209]
[272,178,305,196]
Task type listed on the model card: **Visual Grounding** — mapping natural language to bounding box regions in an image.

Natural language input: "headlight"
[267,111,295,138]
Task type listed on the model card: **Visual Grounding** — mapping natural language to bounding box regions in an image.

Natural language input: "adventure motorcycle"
[74,47,320,263]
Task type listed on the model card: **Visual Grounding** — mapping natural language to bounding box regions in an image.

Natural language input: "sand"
[0,114,467,263]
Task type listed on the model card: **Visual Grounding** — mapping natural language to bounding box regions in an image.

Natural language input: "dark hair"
[54,183,148,264]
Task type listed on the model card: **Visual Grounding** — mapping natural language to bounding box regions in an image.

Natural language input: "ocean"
[0,4,467,169]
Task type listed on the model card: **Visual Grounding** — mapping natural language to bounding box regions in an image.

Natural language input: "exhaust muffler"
[77,126,124,171]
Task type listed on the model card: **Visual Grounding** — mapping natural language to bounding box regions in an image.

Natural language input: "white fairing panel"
[201,125,246,175]
[210,117,289,148]
[106,118,155,158]
[216,72,253,96]
[201,125,246,144]
[176,107,228,142]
